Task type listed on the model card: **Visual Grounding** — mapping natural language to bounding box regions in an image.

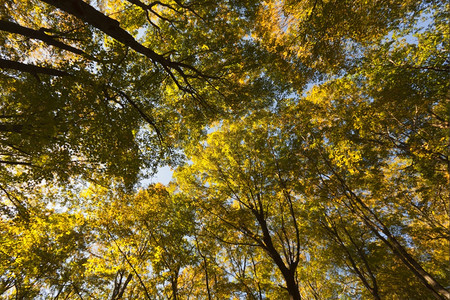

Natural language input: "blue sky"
[149,165,173,185]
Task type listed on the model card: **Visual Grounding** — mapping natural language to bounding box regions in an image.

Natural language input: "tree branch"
[0,58,70,76]
[39,0,212,83]
[0,20,95,60]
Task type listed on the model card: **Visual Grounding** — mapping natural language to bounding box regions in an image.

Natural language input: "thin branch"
[107,230,152,300]
[114,88,163,143]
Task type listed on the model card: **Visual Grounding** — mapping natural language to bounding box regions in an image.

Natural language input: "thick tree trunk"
[253,210,302,300]
[171,274,178,300]
[283,269,301,300]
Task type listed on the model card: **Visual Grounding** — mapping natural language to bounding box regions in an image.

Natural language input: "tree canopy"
[1,0,449,299]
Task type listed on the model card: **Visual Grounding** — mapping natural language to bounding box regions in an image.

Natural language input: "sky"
[148,165,173,185]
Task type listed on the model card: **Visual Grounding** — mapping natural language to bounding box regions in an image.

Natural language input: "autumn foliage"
[0,0,448,299]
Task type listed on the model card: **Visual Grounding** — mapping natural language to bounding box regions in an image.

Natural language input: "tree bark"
[326,159,450,300]
[0,124,23,133]
[253,209,301,300]
[0,58,70,76]
[0,20,91,58]
[345,189,450,300]
[171,271,179,300]
[38,0,206,79]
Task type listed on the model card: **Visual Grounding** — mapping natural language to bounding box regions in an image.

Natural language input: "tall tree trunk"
[327,160,450,300]
[253,209,302,300]
[345,188,450,300]
[283,269,301,300]
[171,272,178,300]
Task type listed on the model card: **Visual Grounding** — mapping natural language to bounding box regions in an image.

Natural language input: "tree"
[293,10,450,294]
[76,183,198,299]
[0,0,272,194]
[1,0,448,299]
[175,111,322,300]
[175,53,449,296]
[0,201,88,299]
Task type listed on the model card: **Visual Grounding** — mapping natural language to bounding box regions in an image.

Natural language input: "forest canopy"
[0,0,449,299]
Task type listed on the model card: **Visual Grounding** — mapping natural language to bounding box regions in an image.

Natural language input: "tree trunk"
[330,165,450,300]
[347,191,450,300]
[253,210,302,300]
[283,269,301,300]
